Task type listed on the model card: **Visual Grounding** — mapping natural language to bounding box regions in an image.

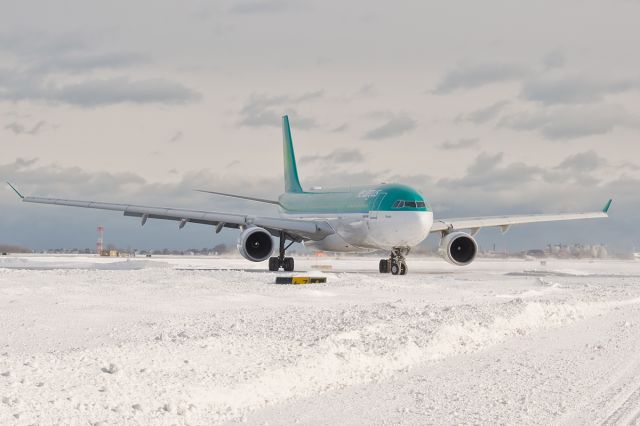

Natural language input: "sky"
[1,0,639,252]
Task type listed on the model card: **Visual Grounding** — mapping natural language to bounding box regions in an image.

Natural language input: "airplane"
[7,115,612,275]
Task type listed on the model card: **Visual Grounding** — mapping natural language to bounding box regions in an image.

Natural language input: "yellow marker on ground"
[275,276,327,285]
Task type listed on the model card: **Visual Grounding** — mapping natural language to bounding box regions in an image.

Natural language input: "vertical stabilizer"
[282,115,303,193]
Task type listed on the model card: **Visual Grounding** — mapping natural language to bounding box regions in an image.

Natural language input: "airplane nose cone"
[368,211,433,249]
[412,211,434,242]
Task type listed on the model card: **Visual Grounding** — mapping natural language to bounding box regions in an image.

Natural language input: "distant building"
[0,244,31,254]
[525,249,545,258]
[546,243,608,259]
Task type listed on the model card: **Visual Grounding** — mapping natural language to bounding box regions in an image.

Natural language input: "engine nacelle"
[440,232,478,266]
[237,227,274,262]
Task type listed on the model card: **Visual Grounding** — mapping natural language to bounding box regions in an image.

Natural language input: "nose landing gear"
[379,247,409,275]
[268,231,295,272]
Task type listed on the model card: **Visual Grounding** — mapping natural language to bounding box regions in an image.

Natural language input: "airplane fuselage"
[278,183,433,251]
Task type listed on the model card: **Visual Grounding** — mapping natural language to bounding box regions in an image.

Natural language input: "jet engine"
[237,227,274,262]
[440,231,478,266]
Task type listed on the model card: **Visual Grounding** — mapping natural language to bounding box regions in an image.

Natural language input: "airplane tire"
[391,263,400,275]
[400,261,408,275]
[283,257,295,272]
[379,259,390,273]
[268,257,280,271]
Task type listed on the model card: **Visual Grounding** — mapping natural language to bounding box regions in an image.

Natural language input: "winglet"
[6,182,24,199]
[602,198,613,213]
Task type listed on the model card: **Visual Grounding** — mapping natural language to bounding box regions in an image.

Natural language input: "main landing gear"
[379,247,409,275]
[268,231,295,272]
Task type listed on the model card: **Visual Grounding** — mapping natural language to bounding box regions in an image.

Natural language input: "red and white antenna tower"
[96,226,104,255]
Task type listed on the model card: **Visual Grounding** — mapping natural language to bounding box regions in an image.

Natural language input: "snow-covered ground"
[1,255,640,425]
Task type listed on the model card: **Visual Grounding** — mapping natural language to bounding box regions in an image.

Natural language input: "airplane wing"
[6,183,334,242]
[430,199,612,235]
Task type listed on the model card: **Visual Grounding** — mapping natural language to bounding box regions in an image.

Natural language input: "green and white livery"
[8,116,611,275]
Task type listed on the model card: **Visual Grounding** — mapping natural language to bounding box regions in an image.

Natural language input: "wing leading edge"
[15,192,334,242]
[430,200,612,235]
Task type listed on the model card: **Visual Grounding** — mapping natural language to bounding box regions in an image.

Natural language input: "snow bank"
[0,257,168,270]
[2,256,640,424]
[190,297,639,421]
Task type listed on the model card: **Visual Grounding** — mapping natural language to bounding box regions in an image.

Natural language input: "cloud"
[32,51,149,74]
[0,157,286,209]
[0,158,146,199]
[298,149,364,165]
[521,75,637,105]
[169,131,183,143]
[0,77,200,107]
[353,83,377,98]
[0,32,197,108]
[542,49,566,69]
[620,162,640,171]
[0,31,148,73]
[331,123,349,132]
[13,157,38,167]
[499,104,639,140]
[556,150,607,173]
[543,150,608,185]
[0,31,85,58]
[54,77,200,107]
[238,91,323,129]
[438,152,543,190]
[429,151,617,219]
[4,120,46,135]
[363,113,416,140]
[456,101,510,124]
[435,150,616,203]
[292,91,324,103]
[439,138,479,150]
[229,0,291,14]
[433,62,529,94]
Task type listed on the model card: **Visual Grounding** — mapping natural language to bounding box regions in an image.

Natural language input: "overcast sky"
[1,0,639,252]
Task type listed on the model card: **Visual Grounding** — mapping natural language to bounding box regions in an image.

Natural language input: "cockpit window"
[392,200,426,209]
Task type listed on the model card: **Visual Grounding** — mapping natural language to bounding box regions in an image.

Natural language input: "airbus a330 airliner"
[8,115,611,275]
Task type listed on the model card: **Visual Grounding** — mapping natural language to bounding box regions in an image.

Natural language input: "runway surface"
[1,254,640,425]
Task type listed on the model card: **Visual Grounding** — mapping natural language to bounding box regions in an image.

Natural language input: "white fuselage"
[282,210,434,252]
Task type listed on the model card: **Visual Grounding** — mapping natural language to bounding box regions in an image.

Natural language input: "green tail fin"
[282,115,303,193]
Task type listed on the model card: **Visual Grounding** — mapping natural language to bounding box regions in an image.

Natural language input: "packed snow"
[1,254,640,425]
